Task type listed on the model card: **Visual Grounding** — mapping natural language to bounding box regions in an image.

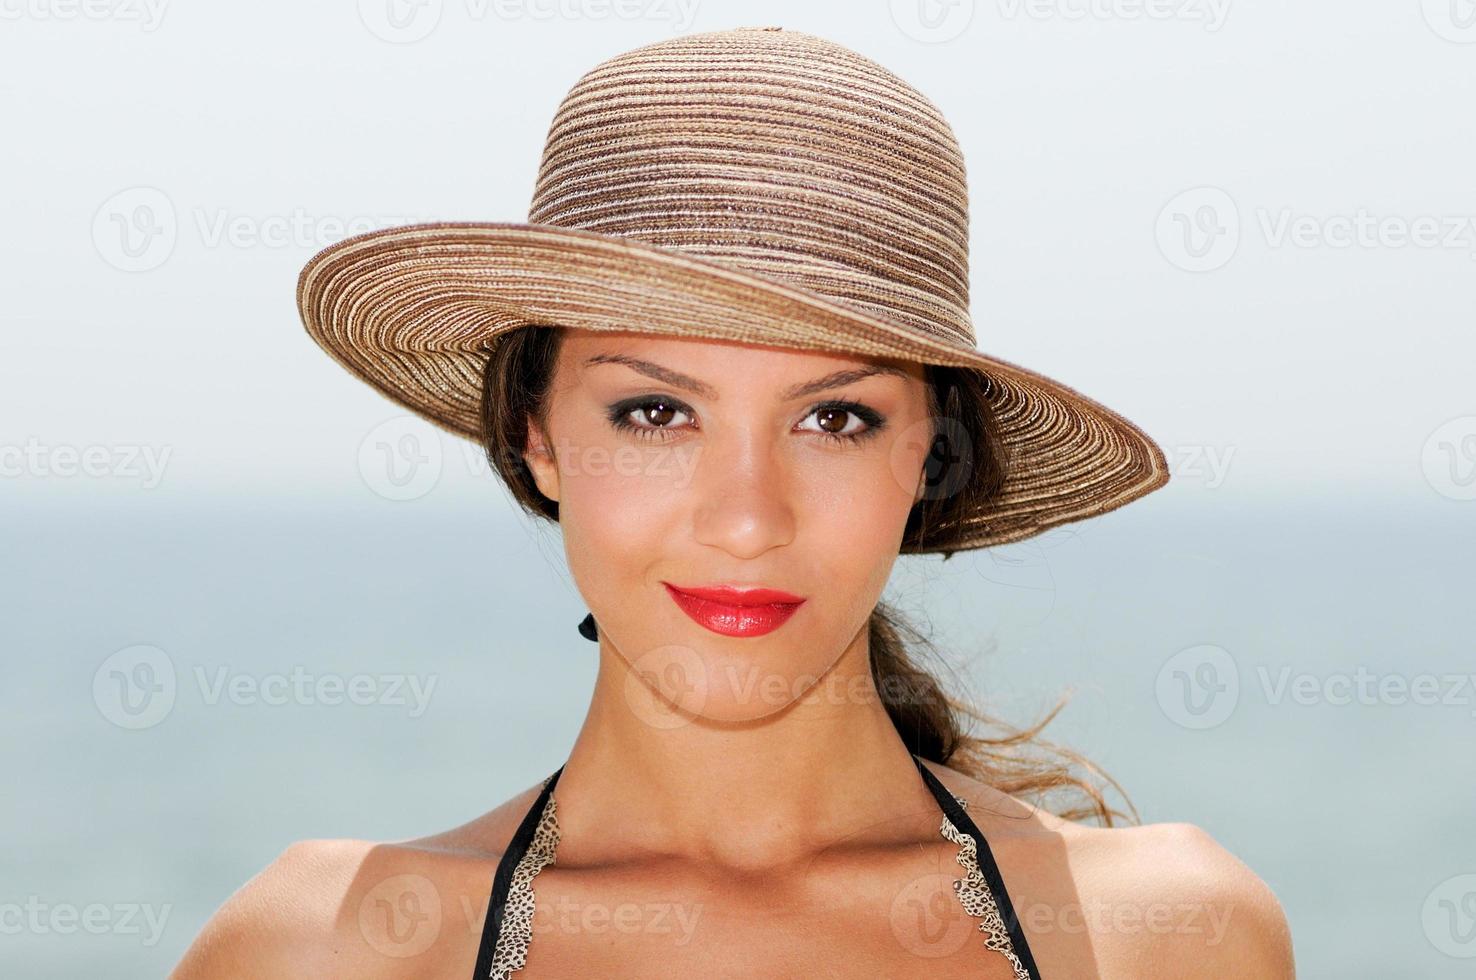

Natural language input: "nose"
[688,430,797,560]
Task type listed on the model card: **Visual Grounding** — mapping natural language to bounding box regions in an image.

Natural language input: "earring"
[577,612,598,641]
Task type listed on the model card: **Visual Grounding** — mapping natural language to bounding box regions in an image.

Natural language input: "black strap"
[471,760,1039,979]
[912,754,1043,979]
[471,765,564,979]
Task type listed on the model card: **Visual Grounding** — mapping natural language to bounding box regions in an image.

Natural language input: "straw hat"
[297,26,1169,553]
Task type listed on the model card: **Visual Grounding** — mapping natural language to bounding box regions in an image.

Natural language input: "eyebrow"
[583,353,910,400]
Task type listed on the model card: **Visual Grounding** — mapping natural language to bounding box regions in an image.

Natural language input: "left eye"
[798,406,869,439]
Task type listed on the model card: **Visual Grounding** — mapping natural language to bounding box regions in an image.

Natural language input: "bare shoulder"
[167,837,397,979]
[1060,819,1296,978]
[168,784,545,980]
[920,760,1295,979]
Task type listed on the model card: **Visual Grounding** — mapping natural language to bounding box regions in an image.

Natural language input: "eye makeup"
[604,394,887,446]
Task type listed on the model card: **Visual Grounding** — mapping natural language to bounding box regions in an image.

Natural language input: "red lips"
[662,582,807,637]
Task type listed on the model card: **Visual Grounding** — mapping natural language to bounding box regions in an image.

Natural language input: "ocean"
[3,483,1471,977]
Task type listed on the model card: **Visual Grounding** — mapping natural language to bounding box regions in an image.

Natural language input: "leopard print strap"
[487,793,559,979]
[940,794,1033,980]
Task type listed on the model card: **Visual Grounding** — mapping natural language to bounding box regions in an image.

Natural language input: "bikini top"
[470,753,1043,979]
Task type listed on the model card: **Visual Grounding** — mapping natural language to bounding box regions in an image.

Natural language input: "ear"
[523,416,561,503]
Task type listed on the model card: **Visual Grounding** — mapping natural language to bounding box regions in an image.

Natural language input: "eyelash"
[606,396,887,445]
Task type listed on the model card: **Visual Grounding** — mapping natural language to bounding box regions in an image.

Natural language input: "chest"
[472,857,1028,980]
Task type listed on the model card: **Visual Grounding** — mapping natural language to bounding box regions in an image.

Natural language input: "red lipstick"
[662,582,806,638]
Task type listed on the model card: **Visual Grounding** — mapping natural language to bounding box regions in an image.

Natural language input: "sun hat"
[297,25,1169,553]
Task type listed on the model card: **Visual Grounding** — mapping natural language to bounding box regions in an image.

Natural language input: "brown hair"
[480,325,1137,827]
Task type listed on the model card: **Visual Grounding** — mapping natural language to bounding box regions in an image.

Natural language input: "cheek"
[795,439,921,548]
[791,450,919,613]
[555,436,689,582]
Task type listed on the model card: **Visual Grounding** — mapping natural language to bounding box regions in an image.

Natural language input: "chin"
[619,632,837,727]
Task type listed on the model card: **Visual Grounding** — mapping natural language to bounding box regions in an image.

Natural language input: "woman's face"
[524,328,934,723]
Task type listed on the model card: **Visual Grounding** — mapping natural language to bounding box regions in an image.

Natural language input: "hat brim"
[297,222,1169,552]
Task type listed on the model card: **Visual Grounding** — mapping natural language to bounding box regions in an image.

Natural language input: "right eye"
[607,397,697,441]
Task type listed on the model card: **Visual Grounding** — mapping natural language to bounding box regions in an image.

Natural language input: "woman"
[173,27,1294,979]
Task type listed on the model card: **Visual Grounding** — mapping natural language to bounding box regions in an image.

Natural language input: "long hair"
[479,325,1137,826]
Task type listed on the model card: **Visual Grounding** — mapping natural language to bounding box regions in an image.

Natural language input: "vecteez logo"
[889,0,977,43]
[1156,186,1476,271]
[1155,187,1241,273]
[0,0,169,30]
[91,186,435,272]
[92,645,439,728]
[357,0,701,44]
[1422,0,1476,43]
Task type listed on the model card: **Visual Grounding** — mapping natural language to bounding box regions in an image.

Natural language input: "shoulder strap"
[912,754,1044,980]
[471,766,564,979]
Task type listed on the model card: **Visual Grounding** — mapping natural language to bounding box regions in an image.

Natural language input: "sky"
[2,0,1473,506]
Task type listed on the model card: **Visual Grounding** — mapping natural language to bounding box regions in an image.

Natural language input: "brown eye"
[607,397,696,441]
[797,400,885,444]
[639,401,681,427]
[799,404,871,441]
[815,407,852,434]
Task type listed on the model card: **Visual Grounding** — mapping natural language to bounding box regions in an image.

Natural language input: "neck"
[551,629,944,873]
